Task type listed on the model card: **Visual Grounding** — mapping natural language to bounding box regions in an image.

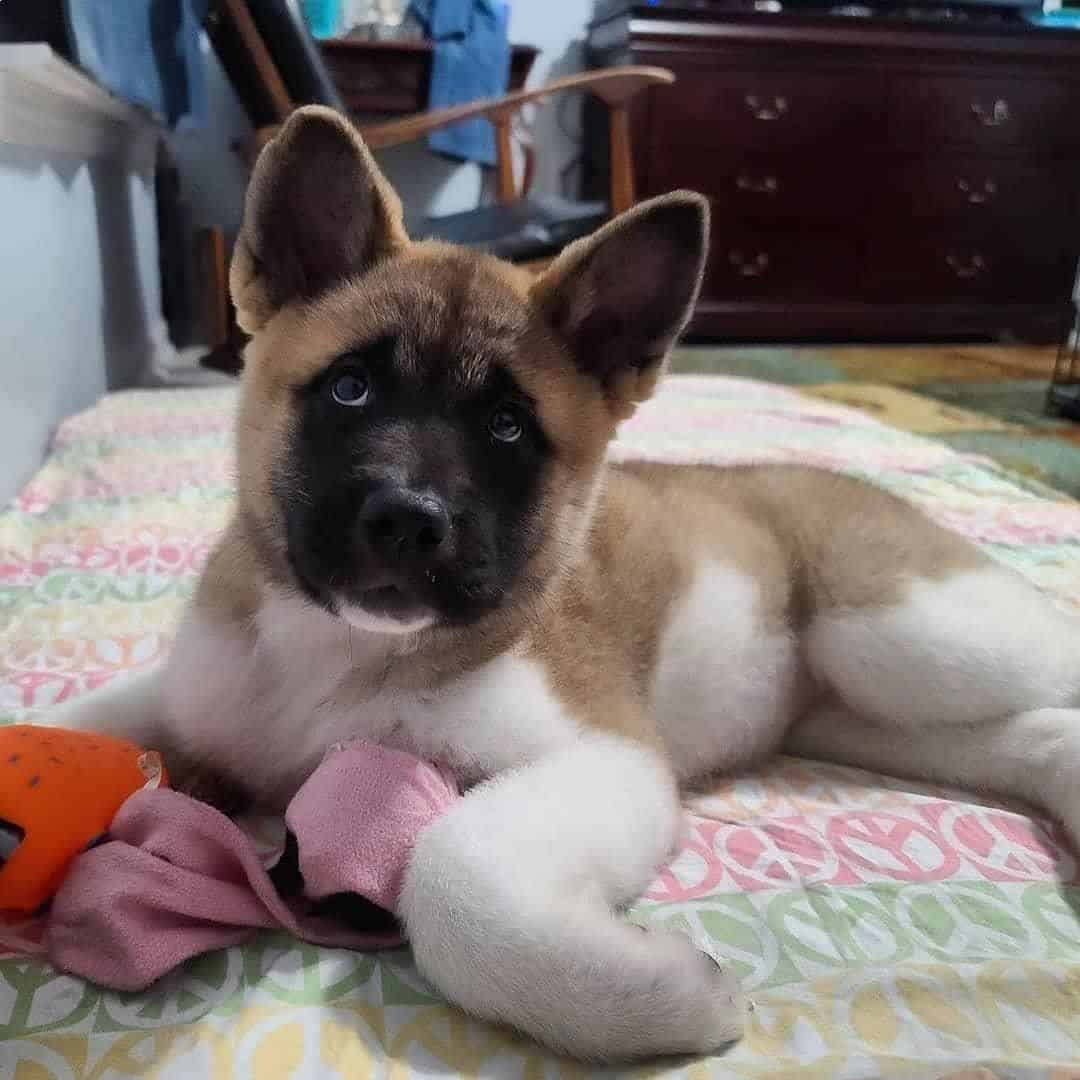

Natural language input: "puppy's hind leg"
[789,566,1080,845]
[399,731,745,1062]
[788,700,1080,845]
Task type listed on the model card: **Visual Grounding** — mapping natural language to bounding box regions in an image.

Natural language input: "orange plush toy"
[0,726,167,917]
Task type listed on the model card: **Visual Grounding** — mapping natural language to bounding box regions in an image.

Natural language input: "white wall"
[505,0,592,199]
[0,49,165,505]
[0,3,592,503]
[169,35,253,231]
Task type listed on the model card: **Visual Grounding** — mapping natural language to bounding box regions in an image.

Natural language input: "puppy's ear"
[230,106,408,333]
[531,192,708,417]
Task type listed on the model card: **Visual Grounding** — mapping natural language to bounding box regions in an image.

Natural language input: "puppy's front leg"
[43,666,165,746]
[399,731,744,1062]
[40,666,249,813]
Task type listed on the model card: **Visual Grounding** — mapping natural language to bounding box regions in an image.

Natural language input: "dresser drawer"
[887,75,1080,153]
[650,68,884,155]
[703,220,860,301]
[868,225,1078,302]
[650,152,867,222]
[877,157,1075,221]
[320,48,431,113]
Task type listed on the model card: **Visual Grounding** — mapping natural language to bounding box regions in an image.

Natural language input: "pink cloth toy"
[46,741,459,991]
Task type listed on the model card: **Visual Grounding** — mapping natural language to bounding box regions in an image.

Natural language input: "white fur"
[44,553,1080,1060]
[339,602,436,635]
[150,589,583,803]
[391,647,583,775]
[51,589,745,1060]
[400,730,745,1060]
[805,568,1080,726]
[652,561,800,779]
[791,566,1080,844]
[788,701,1080,842]
[44,666,163,747]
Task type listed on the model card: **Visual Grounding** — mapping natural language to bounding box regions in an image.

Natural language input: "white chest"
[163,594,579,805]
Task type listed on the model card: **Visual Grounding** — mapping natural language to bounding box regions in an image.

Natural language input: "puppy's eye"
[331,371,370,407]
[489,407,524,444]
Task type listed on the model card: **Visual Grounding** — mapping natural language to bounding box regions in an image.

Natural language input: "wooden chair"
[248,67,673,263]
[200,0,673,371]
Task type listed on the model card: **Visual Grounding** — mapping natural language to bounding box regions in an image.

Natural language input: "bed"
[3,376,1080,1079]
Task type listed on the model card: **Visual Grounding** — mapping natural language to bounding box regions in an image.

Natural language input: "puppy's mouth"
[338,581,437,635]
[359,583,414,615]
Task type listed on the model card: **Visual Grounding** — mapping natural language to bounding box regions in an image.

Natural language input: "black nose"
[360,489,450,559]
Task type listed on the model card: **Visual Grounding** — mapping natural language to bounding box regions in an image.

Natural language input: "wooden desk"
[320,38,539,116]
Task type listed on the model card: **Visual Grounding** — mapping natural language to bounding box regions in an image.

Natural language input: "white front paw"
[693,938,748,1048]
[650,925,747,1054]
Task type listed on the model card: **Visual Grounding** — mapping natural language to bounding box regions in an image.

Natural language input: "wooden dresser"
[587,6,1080,341]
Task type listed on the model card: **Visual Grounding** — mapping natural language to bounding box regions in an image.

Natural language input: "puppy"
[48,106,1080,1061]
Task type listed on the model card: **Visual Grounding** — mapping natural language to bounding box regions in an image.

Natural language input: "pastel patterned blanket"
[3,377,1080,1080]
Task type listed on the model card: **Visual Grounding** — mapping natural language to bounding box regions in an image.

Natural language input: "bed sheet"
[3,378,1080,1079]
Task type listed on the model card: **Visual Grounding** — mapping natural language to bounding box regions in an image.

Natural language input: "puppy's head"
[232,106,707,635]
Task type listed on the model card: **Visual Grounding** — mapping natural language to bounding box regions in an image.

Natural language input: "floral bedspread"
[3,377,1080,1079]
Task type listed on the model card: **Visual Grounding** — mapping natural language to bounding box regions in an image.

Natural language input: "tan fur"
[212,109,715,714]
[616,464,986,614]
[512,463,986,749]
[211,106,985,765]
[531,196,709,419]
[194,519,262,628]
[228,244,620,684]
[215,437,987,762]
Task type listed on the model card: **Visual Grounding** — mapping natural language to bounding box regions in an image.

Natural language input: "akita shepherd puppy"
[49,107,1080,1062]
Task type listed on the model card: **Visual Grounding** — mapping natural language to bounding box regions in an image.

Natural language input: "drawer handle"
[729,250,771,277]
[956,178,998,205]
[744,94,788,121]
[971,100,1010,127]
[736,174,779,195]
[946,253,987,279]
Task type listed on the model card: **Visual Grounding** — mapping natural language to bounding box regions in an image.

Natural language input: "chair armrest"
[357,66,674,150]
[236,66,674,217]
